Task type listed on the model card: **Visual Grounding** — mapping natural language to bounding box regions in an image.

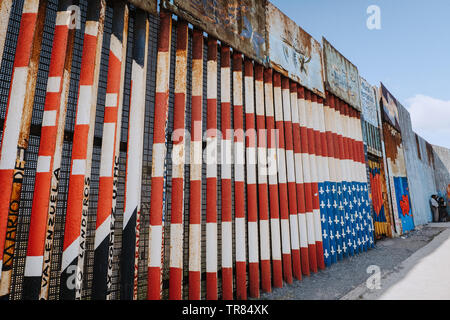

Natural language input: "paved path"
[259,223,448,300]
[343,223,450,300]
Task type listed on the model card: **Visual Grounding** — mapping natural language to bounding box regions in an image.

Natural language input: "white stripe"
[99,123,115,177]
[286,150,295,183]
[152,143,165,177]
[295,153,304,183]
[313,209,323,242]
[207,60,217,99]
[233,71,243,106]
[248,221,259,263]
[259,220,270,260]
[190,140,203,170]
[221,221,233,268]
[277,149,287,183]
[156,52,169,93]
[192,59,203,97]
[105,93,118,108]
[264,84,274,117]
[76,85,92,125]
[267,148,277,179]
[245,77,254,114]
[170,223,184,269]
[189,224,202,272]
[291,94,299,124]
[71,159,86,175]
[22,0,39,13]
[36,155,51,173]
[281,219,291,254]
[94,214,111,250]
[282,89,291,121]
[247,164,257,184]
[206,136,217,178]
[172,142,185,179]
[0,67,27,170]
[273,90,283,121]
[42,110,57,127]
[221,139,232,179]
[298,214,308,248]
[24,255,43,277]
[148,225,162,267]
[46,76,61,93]
[289,215,300,249]
[109,34,123,61]
[235,217,246,262]
[206,223,217,272]
[306,212,316,244]
[221,68,230,103]
[84,21,99,37]
[255,81,265,116]
[55,10,71,26]
[270,219,281,260]
[302,153,311,183]
[257,147,268,181]
[297,99,307,127]
[61,236,79,271]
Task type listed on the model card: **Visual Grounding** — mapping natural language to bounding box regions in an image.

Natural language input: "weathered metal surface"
[383,123,414,235]
[161,0,266,64]
[266,2,325,97]
[359,77,378,127]
[0,0,13,67]
[127,0,157,15]
[380,82,401,132]
[0,0,47,299]
[322,38,361,111]
[397,102,437,226]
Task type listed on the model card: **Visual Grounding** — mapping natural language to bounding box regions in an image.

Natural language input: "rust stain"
[383,123,402,161]
[127,0,157,15]
[162,0,267,64]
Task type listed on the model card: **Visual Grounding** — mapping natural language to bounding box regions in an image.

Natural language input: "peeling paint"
[322,38,361,111]
[266,2,325,97]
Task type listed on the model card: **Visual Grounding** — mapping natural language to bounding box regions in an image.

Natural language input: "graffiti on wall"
[128,0,157,14]
[265,2,325,97]
[380,83,401,132]
[322,37,361,111]
[369,159,392,237]
[162,0,267,64]
[360,77,378,127]
[394,177,414,232]
[383,121,414,235]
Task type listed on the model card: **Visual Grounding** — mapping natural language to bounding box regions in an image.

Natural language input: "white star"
[324,250,329,259]
[330,246,335,256]
[323,230,327,239]
[320,201,326,209]
[337,246,342,255]
[336,231,341,239]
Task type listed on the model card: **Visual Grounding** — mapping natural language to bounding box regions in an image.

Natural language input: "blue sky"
[271,0,450,148]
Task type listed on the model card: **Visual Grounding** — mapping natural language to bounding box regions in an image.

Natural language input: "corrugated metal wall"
[1,0,446,301]
[396,102,436,226]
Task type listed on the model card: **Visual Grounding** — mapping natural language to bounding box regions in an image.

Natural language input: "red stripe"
[13,13,38,67]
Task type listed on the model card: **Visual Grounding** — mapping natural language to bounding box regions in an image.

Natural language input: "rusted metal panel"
[161,0,267,65]
[322,38,361,111]
[127,0,157,15]
[359,77,378,127]
[380,82,401,132]
[266,2,325,97]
